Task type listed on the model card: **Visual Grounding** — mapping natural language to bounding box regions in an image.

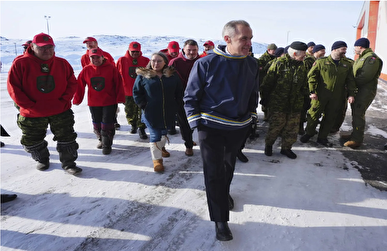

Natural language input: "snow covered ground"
[1,36,387,251]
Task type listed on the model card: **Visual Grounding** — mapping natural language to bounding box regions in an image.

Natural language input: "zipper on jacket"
[160,77,167,129]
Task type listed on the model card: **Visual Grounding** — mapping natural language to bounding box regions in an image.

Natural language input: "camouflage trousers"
[265,111,300,149]
[17,109,77,146]
[124,96,145,129]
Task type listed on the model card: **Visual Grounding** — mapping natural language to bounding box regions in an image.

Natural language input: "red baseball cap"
[168,41,180,53]
[89,48,104,57]
[83,37,97,43]
[32,33,55,46]
[22,40,32,47]
[203,40,214,47]
[129,41,141,51]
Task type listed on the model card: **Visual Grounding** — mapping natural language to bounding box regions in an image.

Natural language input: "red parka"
[7,47,77,118]
[116,51,149,96]
[74,60,125,106]
[81,48,115,68]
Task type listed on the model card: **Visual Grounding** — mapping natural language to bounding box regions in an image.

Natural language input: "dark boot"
[57,141,82,175]
[1,194,17,203]
[93,122,102,149]
[300,134,313,143]
[130,125,137,134]
[264,145,273,156]
[101,123,115,154]
[138,128,148,139]
[24,140,50,170]
[237,151,248,162]
[280,149,297,159]
[215,222,233,241]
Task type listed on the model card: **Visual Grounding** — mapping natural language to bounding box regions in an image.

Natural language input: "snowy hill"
[1,34,387,251]
[0,35,267,72]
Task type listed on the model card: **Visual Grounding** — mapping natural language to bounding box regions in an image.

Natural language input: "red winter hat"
[89,48,104,57]
[168,41,180,53]
[203,40,214,47]
[83,37,97,43]
[129,41,141,51]
[32,33,55,46]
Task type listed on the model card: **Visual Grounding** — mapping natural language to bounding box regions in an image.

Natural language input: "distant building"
[356,0,386,81]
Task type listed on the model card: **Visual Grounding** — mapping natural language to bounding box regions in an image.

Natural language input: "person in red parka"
[74,48,125,155]
[7,33,82,175]
[116,42,150,139]
[159,41,180,62]
[81,36,120,129]
[81,37,115,68]
[199,40,215,58]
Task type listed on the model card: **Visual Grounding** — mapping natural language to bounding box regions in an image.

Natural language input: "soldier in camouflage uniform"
[300,41,356,147]
[7,33,82,175]
[260,41,309,159]
[258,43,277,121]
[343,38,383,148]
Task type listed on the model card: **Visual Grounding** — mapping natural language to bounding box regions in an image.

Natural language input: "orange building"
[356,0,386,81]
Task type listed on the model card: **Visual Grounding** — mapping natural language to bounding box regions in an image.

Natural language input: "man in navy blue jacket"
[184,20,259,241]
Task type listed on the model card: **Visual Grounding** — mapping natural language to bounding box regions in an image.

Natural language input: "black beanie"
[290,41,308,51]
[354,38,370,48]
[274,47,284,57]
[312,44,325,53]
[331,41,347,51]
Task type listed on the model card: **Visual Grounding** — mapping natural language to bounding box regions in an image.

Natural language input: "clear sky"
[1,0,364,49]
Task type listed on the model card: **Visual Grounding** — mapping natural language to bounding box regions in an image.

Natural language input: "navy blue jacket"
[184,45,259,130]
[133,67,183,129]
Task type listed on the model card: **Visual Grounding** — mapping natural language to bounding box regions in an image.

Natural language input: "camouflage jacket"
[303,55,316,72]
[261,54,309,113]
[353,48,383,90]
[258,51,276,83]
[308,55,356,99]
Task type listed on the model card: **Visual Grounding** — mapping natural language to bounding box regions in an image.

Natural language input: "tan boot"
[161,147,170,157]
[153,159,164,173]
[344,140,361,148]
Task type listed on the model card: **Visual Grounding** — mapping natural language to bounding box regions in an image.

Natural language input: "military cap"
[290,41,308,51]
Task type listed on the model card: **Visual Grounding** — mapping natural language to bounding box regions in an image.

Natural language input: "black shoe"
[102,147,112,155]
[36,159,50,171]
[168,128,176,135]
[228,194,234,210]
[317,138,333,147]
[280,149,297,159]
[237,151,248,162]
[1,194,17,203]
[138,128,148,139]
[215,222,233,241]
[130,126,137,134]
[64,166,82,175]
[300,134,313,143]
[264,145,272,156]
